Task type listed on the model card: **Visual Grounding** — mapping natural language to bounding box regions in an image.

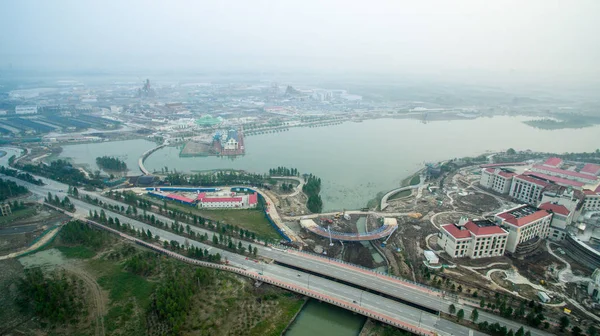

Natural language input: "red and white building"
[197,192,258,209]
[439,217,508,259]
[509,175,549,205]
[494,205,552,253]
[479,168,516,194]
[538,202,573,241]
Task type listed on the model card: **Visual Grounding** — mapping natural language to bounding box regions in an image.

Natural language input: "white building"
[480,168,516,194]
[509,175,549,205]
[439,217,508,259]
[424,250,439,264]
[495,205,552,253]
[224,138,239,150]
[15,105,38,115]
[583,189,600,211]
[538,202,572,241]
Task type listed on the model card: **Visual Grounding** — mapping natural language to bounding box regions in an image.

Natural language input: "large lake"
[60,117,600,211]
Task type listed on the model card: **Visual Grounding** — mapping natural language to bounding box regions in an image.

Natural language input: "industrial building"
[197,192,258,209]
[494,205,552,253]
[438,217,508,259]
[148,189,258,209]
[15,105,38,114]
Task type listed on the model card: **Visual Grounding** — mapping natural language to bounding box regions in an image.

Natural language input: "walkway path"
[0,225,62,260]
[300,218,397,242]
[138,143,167,175]
[380,183,421,211]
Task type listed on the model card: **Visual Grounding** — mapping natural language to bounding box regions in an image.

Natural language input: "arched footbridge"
[300,218,398,242]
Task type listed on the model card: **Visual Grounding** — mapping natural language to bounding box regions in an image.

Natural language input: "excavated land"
[0,204,70,256]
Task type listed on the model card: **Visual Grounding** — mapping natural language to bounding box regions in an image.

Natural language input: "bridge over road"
[300,217,398,242]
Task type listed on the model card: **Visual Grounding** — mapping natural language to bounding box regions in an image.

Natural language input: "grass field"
[142,195,282,240]
[409,174,421,186]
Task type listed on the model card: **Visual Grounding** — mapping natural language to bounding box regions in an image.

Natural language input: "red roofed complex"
[495,205,552,253]
[439,218,508,259]
[524,172,585,188]
[543,157,563,168]
[531,165,597,184]
[581,163,600,176]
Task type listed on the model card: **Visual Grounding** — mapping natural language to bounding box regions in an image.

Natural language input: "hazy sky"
[1,0,599,79]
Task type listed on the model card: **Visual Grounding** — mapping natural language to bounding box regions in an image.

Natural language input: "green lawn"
[90,259,155,307]
[142,195,281,240]
[56,245,96,259]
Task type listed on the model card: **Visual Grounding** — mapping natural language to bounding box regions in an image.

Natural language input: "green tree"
[449,304,456,314]
[559,316,570,331]
[507,148,516,155]
[480,298,485,308]
[470,308,479,323]
[572,326,582,336]
[212,234,218,245]
[516,327,525,336]
[457,309,465,321]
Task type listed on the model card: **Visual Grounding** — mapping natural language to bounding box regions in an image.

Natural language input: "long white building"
[15,105,38,115]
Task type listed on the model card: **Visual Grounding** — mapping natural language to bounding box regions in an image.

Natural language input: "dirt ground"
[453,193,501,213]
[0,204,70,255]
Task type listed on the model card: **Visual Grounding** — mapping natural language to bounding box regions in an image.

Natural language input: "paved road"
[0,168,553,335]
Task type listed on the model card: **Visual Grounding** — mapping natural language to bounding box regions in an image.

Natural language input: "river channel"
[284,300,366,336]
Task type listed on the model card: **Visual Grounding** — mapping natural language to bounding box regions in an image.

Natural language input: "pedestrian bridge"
[300,218,398,241]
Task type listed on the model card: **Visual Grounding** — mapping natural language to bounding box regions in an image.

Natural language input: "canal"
[284,299,366,336]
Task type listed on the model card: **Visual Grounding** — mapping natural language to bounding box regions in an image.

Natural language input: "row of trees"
[0,178,29,201]
[103,191,265,243]
[45,192,75,212]
[20,159,104,188]
[269,167,299,176]
[95,156,127,171]
[165,170,268,188]
[60,220,109,249]
[303,174,323,213]
[0,166,44,185]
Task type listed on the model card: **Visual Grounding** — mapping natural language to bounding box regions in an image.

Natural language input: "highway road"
[0,162,552,335]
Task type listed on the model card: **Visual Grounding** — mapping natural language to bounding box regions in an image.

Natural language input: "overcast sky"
[1,0,599,81]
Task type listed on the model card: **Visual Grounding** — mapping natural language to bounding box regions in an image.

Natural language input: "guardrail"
[273,244,444,295]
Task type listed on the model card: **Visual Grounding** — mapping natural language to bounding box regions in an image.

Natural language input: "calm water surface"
[284,300,366,336]
[145,117,600,210]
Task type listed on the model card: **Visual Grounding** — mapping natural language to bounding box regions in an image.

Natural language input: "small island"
[96,156,127,171]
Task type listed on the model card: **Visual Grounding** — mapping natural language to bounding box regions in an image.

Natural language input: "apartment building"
[480,168,516,194]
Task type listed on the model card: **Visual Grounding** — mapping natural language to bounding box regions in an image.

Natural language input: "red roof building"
[543,157,563,168]
[524,172,585,188]
[581,163,600,176]
[538,202,570,216]
[531,165,598,183]
[439,219,508,259]
[495,205,552,253]
[166,193,196,204]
